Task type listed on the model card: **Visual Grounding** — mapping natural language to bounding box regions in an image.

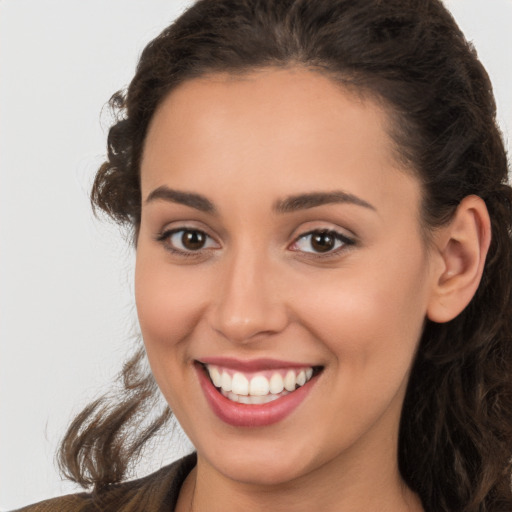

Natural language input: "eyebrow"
[273,191,376,213]
[145,186,217,214]
[145,186,376,215]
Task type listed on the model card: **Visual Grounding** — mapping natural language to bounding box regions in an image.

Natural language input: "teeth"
[284,370,296,392]
[221,371,232,392]
[205,364,317,403]
[210,367,222,388]
[222,389,289,404]
[269,373,284,394]
[226,391,239,402]
[248,394,270,404]
[249,375,270,396]
[232,372,249,396]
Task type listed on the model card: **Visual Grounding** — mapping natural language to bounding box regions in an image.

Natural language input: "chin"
[218,455,309,486]
[198,435,327,487]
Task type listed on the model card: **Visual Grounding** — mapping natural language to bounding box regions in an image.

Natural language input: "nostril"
[209,312,288,344]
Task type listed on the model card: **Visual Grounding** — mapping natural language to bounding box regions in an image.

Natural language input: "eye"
[157,228,218,254]
[290,229,355,255]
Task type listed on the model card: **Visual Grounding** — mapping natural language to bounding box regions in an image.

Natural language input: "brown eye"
[291,229,355,255]
[311,231,336,252]
[181,230,206,250]
[159,228,218,254]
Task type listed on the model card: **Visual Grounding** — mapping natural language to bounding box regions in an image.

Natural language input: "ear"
[427,195,491,323]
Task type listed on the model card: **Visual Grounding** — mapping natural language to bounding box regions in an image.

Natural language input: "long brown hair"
[59,1,512,510]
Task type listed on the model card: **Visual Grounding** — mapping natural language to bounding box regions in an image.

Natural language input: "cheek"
[134,252,209,354]
[298,245,430,376]
[134,252,215,417]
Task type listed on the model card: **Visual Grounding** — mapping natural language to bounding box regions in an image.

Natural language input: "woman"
[16,0,512,510]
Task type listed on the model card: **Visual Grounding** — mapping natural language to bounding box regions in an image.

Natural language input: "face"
[136,68,436,486]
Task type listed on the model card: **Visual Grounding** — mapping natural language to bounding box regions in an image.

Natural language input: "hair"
[58,1,512,510]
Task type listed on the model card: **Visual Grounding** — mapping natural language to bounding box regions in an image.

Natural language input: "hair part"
[67,1,512,510]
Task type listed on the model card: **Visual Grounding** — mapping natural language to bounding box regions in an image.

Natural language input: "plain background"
[0,0,511,509]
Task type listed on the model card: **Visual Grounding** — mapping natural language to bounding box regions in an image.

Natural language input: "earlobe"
[427,195,491,323]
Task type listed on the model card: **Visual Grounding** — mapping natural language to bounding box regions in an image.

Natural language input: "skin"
[135,67,489,511]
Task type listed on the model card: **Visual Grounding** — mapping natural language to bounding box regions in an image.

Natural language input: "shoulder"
[12,493,90,512]
[12,453,197,512]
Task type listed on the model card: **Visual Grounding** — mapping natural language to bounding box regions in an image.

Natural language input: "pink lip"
[195,362,319,428]
[199,356,313,372]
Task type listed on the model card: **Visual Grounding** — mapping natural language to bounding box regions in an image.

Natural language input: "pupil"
[312,232,334,252]
[182,230,205,250]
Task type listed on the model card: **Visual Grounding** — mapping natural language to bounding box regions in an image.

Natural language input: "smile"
[205,364,315,404]
[196,359,322,427]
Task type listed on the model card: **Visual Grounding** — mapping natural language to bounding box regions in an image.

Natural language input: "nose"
[207,246,289,344]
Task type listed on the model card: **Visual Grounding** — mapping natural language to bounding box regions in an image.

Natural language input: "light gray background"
[1,0,511,509]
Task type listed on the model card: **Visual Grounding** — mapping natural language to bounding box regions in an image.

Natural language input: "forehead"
[140,67,420,219]
[143,67,392,158]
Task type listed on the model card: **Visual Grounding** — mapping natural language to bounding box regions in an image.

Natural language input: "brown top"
[12,453,197,512]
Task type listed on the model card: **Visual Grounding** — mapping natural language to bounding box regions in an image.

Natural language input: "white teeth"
[223,389,289,404]
[284,370,296,392]
[221,371,232,392]
[248,394,270,404]
[231,372,249,396]
[269,373,284,394]
[205,364,317,403]
[210,367,222,388]
[249,375,270,396]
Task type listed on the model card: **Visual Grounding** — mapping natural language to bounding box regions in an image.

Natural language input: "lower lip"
[196,363,318,427]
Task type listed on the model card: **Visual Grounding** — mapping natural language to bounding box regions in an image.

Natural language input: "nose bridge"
[210,238,287,343]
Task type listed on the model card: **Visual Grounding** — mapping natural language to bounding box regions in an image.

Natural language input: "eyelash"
[155,228,218,259]
[290,229,356,258]
[155,227,356,258]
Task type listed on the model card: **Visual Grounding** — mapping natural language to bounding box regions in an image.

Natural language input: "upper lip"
[197,357,319,372]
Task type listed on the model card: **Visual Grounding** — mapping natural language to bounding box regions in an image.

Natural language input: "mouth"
[195,359,323,427]
[200,362,322,404]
